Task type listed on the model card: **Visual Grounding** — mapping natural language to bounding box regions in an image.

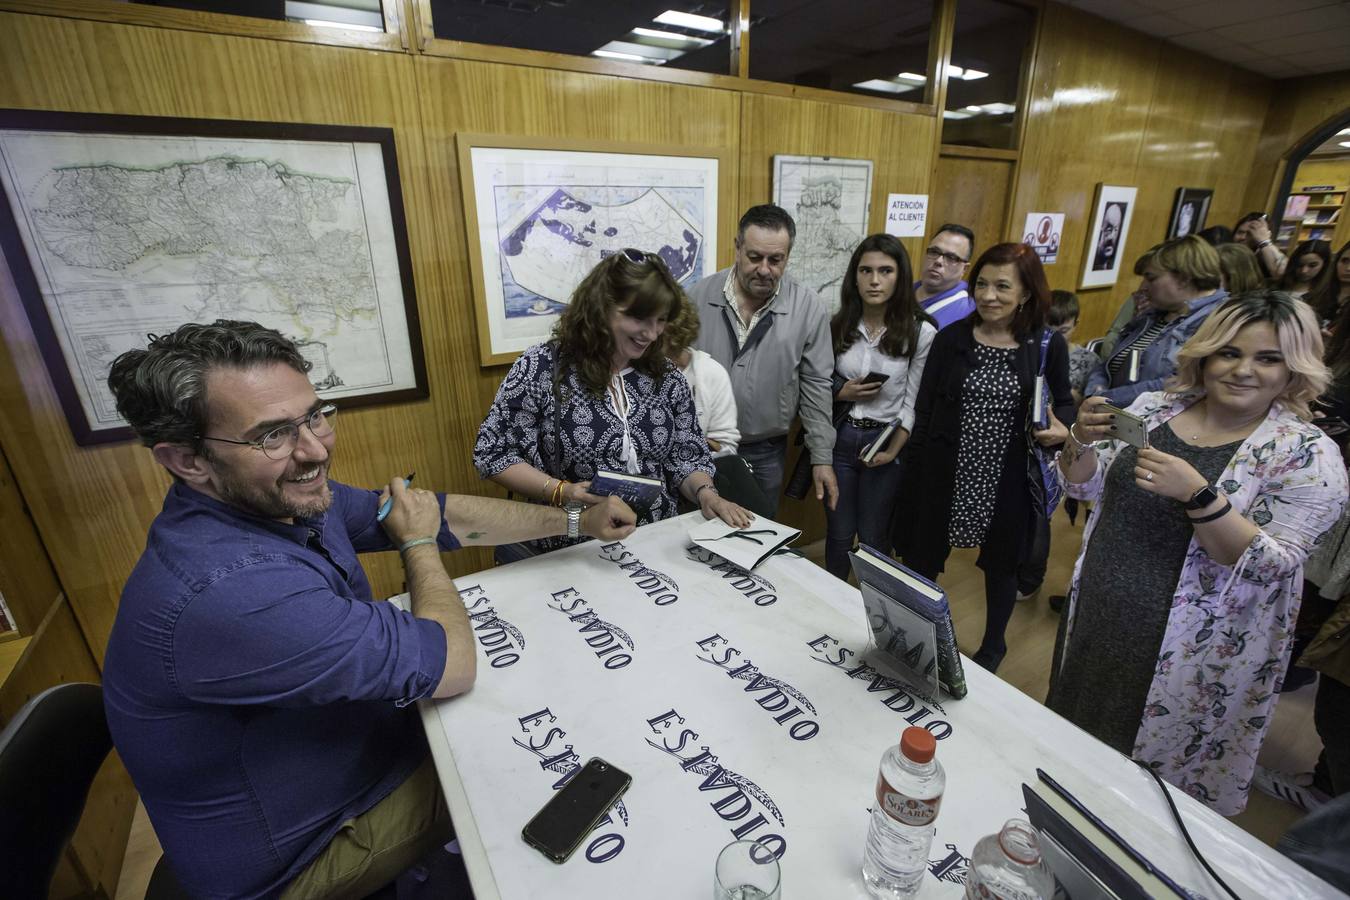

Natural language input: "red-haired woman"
[893,243,1075,671]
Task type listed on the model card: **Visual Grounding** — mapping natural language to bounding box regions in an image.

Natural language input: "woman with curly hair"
[474,249,752,559]
[1050,291,1348,815]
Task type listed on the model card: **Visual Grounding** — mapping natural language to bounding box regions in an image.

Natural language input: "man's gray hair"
[107,320,311,448]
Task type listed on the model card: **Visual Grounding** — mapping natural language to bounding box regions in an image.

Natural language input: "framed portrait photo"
[1168,188,1213,240]
[1080,184,1138,290]
[0,108,427,446]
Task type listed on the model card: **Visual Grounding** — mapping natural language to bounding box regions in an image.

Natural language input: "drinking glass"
[713,839,781,900]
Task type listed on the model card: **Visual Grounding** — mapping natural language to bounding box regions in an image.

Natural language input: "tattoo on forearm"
[467,531,485,539]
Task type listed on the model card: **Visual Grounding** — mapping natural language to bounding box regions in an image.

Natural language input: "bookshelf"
[1279,183,1346,251]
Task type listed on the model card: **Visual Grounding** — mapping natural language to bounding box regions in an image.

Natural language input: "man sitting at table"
[101,319,636,900]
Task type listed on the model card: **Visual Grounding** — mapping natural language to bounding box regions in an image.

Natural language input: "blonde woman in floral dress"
[1049,291,1348,815]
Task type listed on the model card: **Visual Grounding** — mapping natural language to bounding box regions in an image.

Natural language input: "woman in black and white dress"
[893,243,1075,672]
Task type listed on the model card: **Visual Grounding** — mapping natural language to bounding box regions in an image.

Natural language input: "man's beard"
[214,459,332,521]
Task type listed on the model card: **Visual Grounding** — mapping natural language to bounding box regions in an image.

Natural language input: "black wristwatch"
[1184,484,1220,511]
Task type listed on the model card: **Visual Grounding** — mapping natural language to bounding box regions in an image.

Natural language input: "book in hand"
[848,544,967,700]
[1032,375,1048,429]
[687,516,800,571]
[588,469,663,512]
[1022,771,1192,900]
[861,421,899,464]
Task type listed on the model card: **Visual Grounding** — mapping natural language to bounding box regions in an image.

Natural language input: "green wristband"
[398,536,438,553]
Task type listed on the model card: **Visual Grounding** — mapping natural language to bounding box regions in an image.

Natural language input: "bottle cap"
[900,726,935,763]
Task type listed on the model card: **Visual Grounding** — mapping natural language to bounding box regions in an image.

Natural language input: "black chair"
[0,682,111,899]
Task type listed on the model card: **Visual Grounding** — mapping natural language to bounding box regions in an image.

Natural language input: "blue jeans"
[739,436,788,517]
[825,422,904,579]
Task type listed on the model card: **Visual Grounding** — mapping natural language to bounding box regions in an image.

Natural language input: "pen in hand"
[377,472,416,522]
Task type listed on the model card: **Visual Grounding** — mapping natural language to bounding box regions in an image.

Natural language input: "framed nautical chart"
[458,135,724,366]
[0,109,427,446]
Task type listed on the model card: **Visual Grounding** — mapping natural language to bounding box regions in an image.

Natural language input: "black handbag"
[712,454,776,518]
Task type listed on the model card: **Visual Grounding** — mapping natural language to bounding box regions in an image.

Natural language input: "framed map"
[0,109,427,446]
[772,155,874,312]
[459,135,724,366]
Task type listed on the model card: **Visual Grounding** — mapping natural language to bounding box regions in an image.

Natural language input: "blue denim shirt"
[103,482,455,899]
[1083,288,1227,405]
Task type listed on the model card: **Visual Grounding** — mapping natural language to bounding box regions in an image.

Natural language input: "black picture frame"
[0,109,428,446]
[1167,187,1213,240]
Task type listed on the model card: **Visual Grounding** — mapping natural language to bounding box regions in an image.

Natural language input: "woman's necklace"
[862,319,885,342]
[1185,401,1259,443]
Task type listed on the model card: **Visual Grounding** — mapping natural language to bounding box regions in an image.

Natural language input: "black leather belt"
[847,417,888,429]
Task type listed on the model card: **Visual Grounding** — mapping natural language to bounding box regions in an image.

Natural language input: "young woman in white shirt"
[825,234,937,579]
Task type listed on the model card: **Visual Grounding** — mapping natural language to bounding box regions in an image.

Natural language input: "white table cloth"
[411,513,1340,899]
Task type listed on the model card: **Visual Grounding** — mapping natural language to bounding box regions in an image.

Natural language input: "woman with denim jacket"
[1083,235,1226,407]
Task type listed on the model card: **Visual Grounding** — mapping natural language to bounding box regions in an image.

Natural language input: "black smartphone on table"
[522,757,632,863]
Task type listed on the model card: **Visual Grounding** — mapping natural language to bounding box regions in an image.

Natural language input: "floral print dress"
[1058,391,1348,815]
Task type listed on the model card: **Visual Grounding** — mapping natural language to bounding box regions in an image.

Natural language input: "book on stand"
[848,544,967,700]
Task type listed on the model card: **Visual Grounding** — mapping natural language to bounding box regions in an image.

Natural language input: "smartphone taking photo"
[1098,402,1149,448]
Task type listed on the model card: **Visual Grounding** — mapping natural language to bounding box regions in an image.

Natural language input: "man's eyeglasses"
[924,247,969,266]
[201,403,338,460]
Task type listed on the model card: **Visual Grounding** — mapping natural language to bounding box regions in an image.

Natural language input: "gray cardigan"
[688,267,836,464]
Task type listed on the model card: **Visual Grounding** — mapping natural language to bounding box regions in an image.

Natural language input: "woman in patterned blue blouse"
[474,249,753,557]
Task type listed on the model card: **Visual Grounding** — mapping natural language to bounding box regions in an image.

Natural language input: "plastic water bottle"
[963,818,1054,900]
[861,726,945,898]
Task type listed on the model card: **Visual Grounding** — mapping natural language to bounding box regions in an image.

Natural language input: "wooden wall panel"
[1243,70,1350,215]
[0,443,61,635]
[738,93,938,266]
[930,154,1014,255]
[1010,4,1272,340]
[0,12,450,660]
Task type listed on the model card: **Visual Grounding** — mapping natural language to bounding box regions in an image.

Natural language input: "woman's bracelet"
[551,480,569,507]
[541,477,555,503]
[1068,422,1094,449]
[694,482,718,502]
[1187,499,1232,524]
[398,536,438,554]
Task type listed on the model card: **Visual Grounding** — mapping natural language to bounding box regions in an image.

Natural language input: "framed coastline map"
[0,109,427,446]
[458,135,725,366]
[772,155,874,312]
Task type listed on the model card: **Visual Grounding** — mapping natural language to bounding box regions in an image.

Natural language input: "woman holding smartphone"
[893,242,1074,671]
[1050,292,1348,815]
[824,235,936,579]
